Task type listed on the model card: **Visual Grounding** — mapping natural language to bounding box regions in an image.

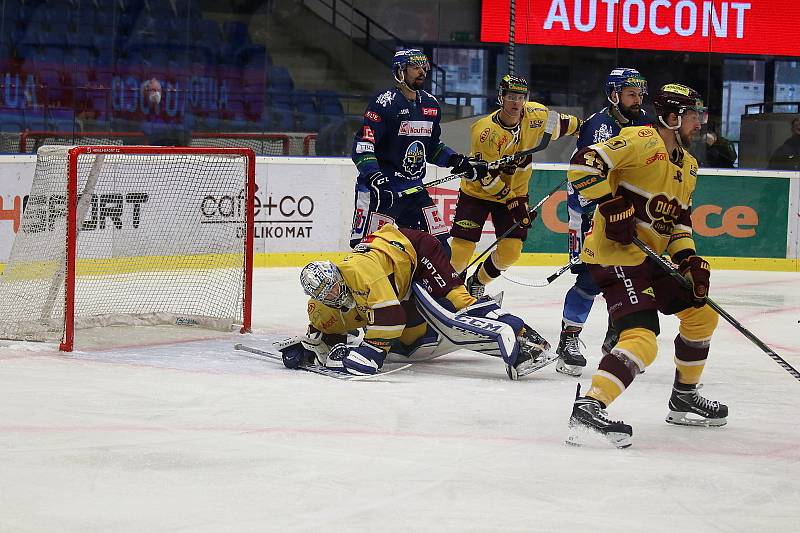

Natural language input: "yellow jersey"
[464,102,581,202]
[307,224,417,349]
[568,126,698,266]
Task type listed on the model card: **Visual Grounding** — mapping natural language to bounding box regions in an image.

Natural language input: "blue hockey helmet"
[392,48,429,79]
[605,68,648,100]
[300,261,354,309]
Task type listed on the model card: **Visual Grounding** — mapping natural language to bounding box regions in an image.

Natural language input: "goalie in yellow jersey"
[279,224,556,379]
[565,84,727,449]
[449,74,581,296]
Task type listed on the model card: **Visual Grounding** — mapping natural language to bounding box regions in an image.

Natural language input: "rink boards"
[0,155,797,271]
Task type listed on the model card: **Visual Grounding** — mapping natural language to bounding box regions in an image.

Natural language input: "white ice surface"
[1,267,799,532]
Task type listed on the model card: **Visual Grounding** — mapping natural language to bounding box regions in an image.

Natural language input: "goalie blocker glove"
[328,342,387,376]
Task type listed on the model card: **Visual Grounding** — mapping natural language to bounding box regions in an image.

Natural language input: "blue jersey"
[351,87,455,193]
[566,107,651,263]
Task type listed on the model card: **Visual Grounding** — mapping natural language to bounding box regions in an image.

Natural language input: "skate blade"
[555,358,583,377]
[508,350,559,380]
[666,411,727,427]
[566,421,632,449]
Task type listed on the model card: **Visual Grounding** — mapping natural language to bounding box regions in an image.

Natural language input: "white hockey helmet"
[300,261,354,309]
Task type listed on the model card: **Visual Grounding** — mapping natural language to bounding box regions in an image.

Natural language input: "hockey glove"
[449,154,488,182]
[598,196,636,245]
[366,171,399,211]
[506,195,535,229]
[678,255,711,307]
[328,342,386,376]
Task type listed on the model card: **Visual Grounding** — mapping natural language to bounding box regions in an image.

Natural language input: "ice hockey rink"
[1,266,798,533]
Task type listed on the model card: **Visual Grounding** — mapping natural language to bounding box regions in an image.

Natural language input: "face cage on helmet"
[301,263,353,309]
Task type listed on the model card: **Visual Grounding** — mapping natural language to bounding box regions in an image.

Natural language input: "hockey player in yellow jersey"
[450,75,581,296]
[564,84,727,448]
[282,224,555,379]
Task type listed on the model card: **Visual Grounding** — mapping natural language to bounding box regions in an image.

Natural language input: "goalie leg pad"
[412,282,518,364]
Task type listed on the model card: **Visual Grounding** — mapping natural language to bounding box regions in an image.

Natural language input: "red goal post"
[0,145,256,352]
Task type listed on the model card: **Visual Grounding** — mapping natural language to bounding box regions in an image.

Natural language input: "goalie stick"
[233,343,411,381]
[631,237,800,382]
[398,110,560,198]
[500,256,581,287]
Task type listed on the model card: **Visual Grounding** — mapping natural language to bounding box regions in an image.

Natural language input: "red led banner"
[481,0,800,56]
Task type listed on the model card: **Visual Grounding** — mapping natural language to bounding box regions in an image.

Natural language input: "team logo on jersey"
[594,123,614,143]
[605,138,627,150]
[362,126,376,143]
[376,90,395,107]
[364,110,382,122]
[646,194,682,236]
[422,107,438,117]
[480,128,491,143]
[402,141,426,177]
[398,121,433,136]
[529,119,543,128]
[638,129,654,137]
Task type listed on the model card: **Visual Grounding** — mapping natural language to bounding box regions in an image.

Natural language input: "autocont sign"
[481,0,800,56]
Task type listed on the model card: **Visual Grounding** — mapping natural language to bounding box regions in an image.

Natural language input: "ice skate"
[555,324,587,376]
[506,327,556,380]
[466,271,486,298]
[666,383,728,427]
[567,385,632,448]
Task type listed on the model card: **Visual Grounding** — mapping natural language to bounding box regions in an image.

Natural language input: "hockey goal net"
[0,145,255,351]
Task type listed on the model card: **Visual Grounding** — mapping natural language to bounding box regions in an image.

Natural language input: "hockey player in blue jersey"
[349,48,487,252]
[556,67,651,376]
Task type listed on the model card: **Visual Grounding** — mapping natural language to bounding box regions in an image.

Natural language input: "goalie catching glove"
[448,154,488,182]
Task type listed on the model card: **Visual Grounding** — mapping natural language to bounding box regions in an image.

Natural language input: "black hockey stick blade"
[631,237,800,382]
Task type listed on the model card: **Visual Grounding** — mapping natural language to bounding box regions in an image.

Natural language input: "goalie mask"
[300,261,354,310]
[653,83,708,130]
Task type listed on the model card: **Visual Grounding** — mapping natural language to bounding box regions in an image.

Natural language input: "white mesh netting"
[0,145,252,347]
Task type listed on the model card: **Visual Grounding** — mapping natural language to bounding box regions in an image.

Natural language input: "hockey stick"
[631,237,800,382]
[500,256,580,287]
[461,176,567,276]
[398,110,560,198]
[233,343,411,381]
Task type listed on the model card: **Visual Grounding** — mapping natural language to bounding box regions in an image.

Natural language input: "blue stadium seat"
[267,66,293,92]
[293,90,319,132]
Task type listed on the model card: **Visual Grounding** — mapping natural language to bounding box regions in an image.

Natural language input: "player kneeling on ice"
[279,224,555,379]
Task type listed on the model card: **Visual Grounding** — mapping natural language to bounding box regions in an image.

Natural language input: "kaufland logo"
[398,121,433,136]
